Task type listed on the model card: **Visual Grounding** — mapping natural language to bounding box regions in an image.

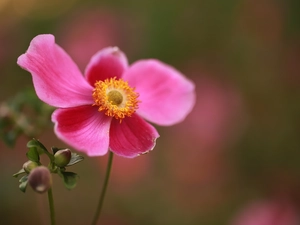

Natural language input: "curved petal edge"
[123,59,196,126]
[109,113,160,158]
[84,46,128,86]
[17,34,93,108]
[52,106,112,156]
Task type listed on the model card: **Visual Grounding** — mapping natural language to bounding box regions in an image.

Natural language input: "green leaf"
[67,153,84,167]
[61,172,79,190]
[26,147,40,162]
[27,139,48,154]
[13,168,26,178]
[0,89,54,148]
[19,175,28,183]
[19,175,28,193]
[27,139,54,161]
[0,127,21,148]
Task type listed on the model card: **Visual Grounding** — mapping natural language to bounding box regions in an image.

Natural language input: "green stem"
[91,151,114,225]
[47,187,56,225]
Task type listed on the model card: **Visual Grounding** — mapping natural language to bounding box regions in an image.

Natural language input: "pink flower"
[17,34,195,158]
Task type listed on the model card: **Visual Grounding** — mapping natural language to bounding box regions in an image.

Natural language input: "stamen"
[92,77,139,120]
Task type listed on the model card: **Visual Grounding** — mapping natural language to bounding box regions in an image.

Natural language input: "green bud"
[28,166,52,194]
[23,161,39,173]
[54,149,71,167]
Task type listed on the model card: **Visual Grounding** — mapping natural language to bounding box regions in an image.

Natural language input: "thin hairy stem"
[91,151,114,225]
[47,188,56,225]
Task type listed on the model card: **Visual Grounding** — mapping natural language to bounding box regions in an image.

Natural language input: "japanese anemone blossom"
[17,34,195,158]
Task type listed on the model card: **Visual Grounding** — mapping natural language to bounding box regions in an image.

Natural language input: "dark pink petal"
[52,106,112,156]
[17,34,93,108]
[109,113,159,158]
[123,59,196,126]
[84,47,128,86]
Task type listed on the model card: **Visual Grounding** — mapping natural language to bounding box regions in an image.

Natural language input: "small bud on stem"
[28,166,52,194]
[23,161,39,173]
[54,149,71,167]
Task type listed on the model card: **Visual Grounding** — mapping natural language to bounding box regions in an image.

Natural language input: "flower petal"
[123,59,196,126]
[109,114,159,158]
[17,34,93,108]
[52,106,112,156]
[84,47,128,86]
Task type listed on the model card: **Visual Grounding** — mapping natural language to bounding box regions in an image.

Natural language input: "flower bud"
[54,149,72,167]
[28,166,52,194]
[23,160,39,173]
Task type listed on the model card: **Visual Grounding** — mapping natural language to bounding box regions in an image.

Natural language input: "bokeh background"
[1,0,300,224]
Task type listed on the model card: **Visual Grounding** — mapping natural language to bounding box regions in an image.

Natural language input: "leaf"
[27,139,54,160]
[0,102,22,147]
[26,147,40,162]
[0,125,21,148]
[61,172,79,190]
[67,153,84,167]
[0,89,54,148]
[19,175,28,183]
[19,175,28,193]
[13,168,26,178]
[27,139,48,154]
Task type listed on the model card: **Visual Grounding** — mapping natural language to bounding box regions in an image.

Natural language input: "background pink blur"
[0,0,300,224]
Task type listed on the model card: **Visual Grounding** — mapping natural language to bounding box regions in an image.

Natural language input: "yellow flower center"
[92,77,139,121]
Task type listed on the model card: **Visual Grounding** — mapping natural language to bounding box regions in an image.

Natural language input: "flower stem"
[91,151,114,225]
[47,187,56,225]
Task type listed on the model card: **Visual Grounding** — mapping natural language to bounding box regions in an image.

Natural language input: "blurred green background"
[1,0,300,224]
